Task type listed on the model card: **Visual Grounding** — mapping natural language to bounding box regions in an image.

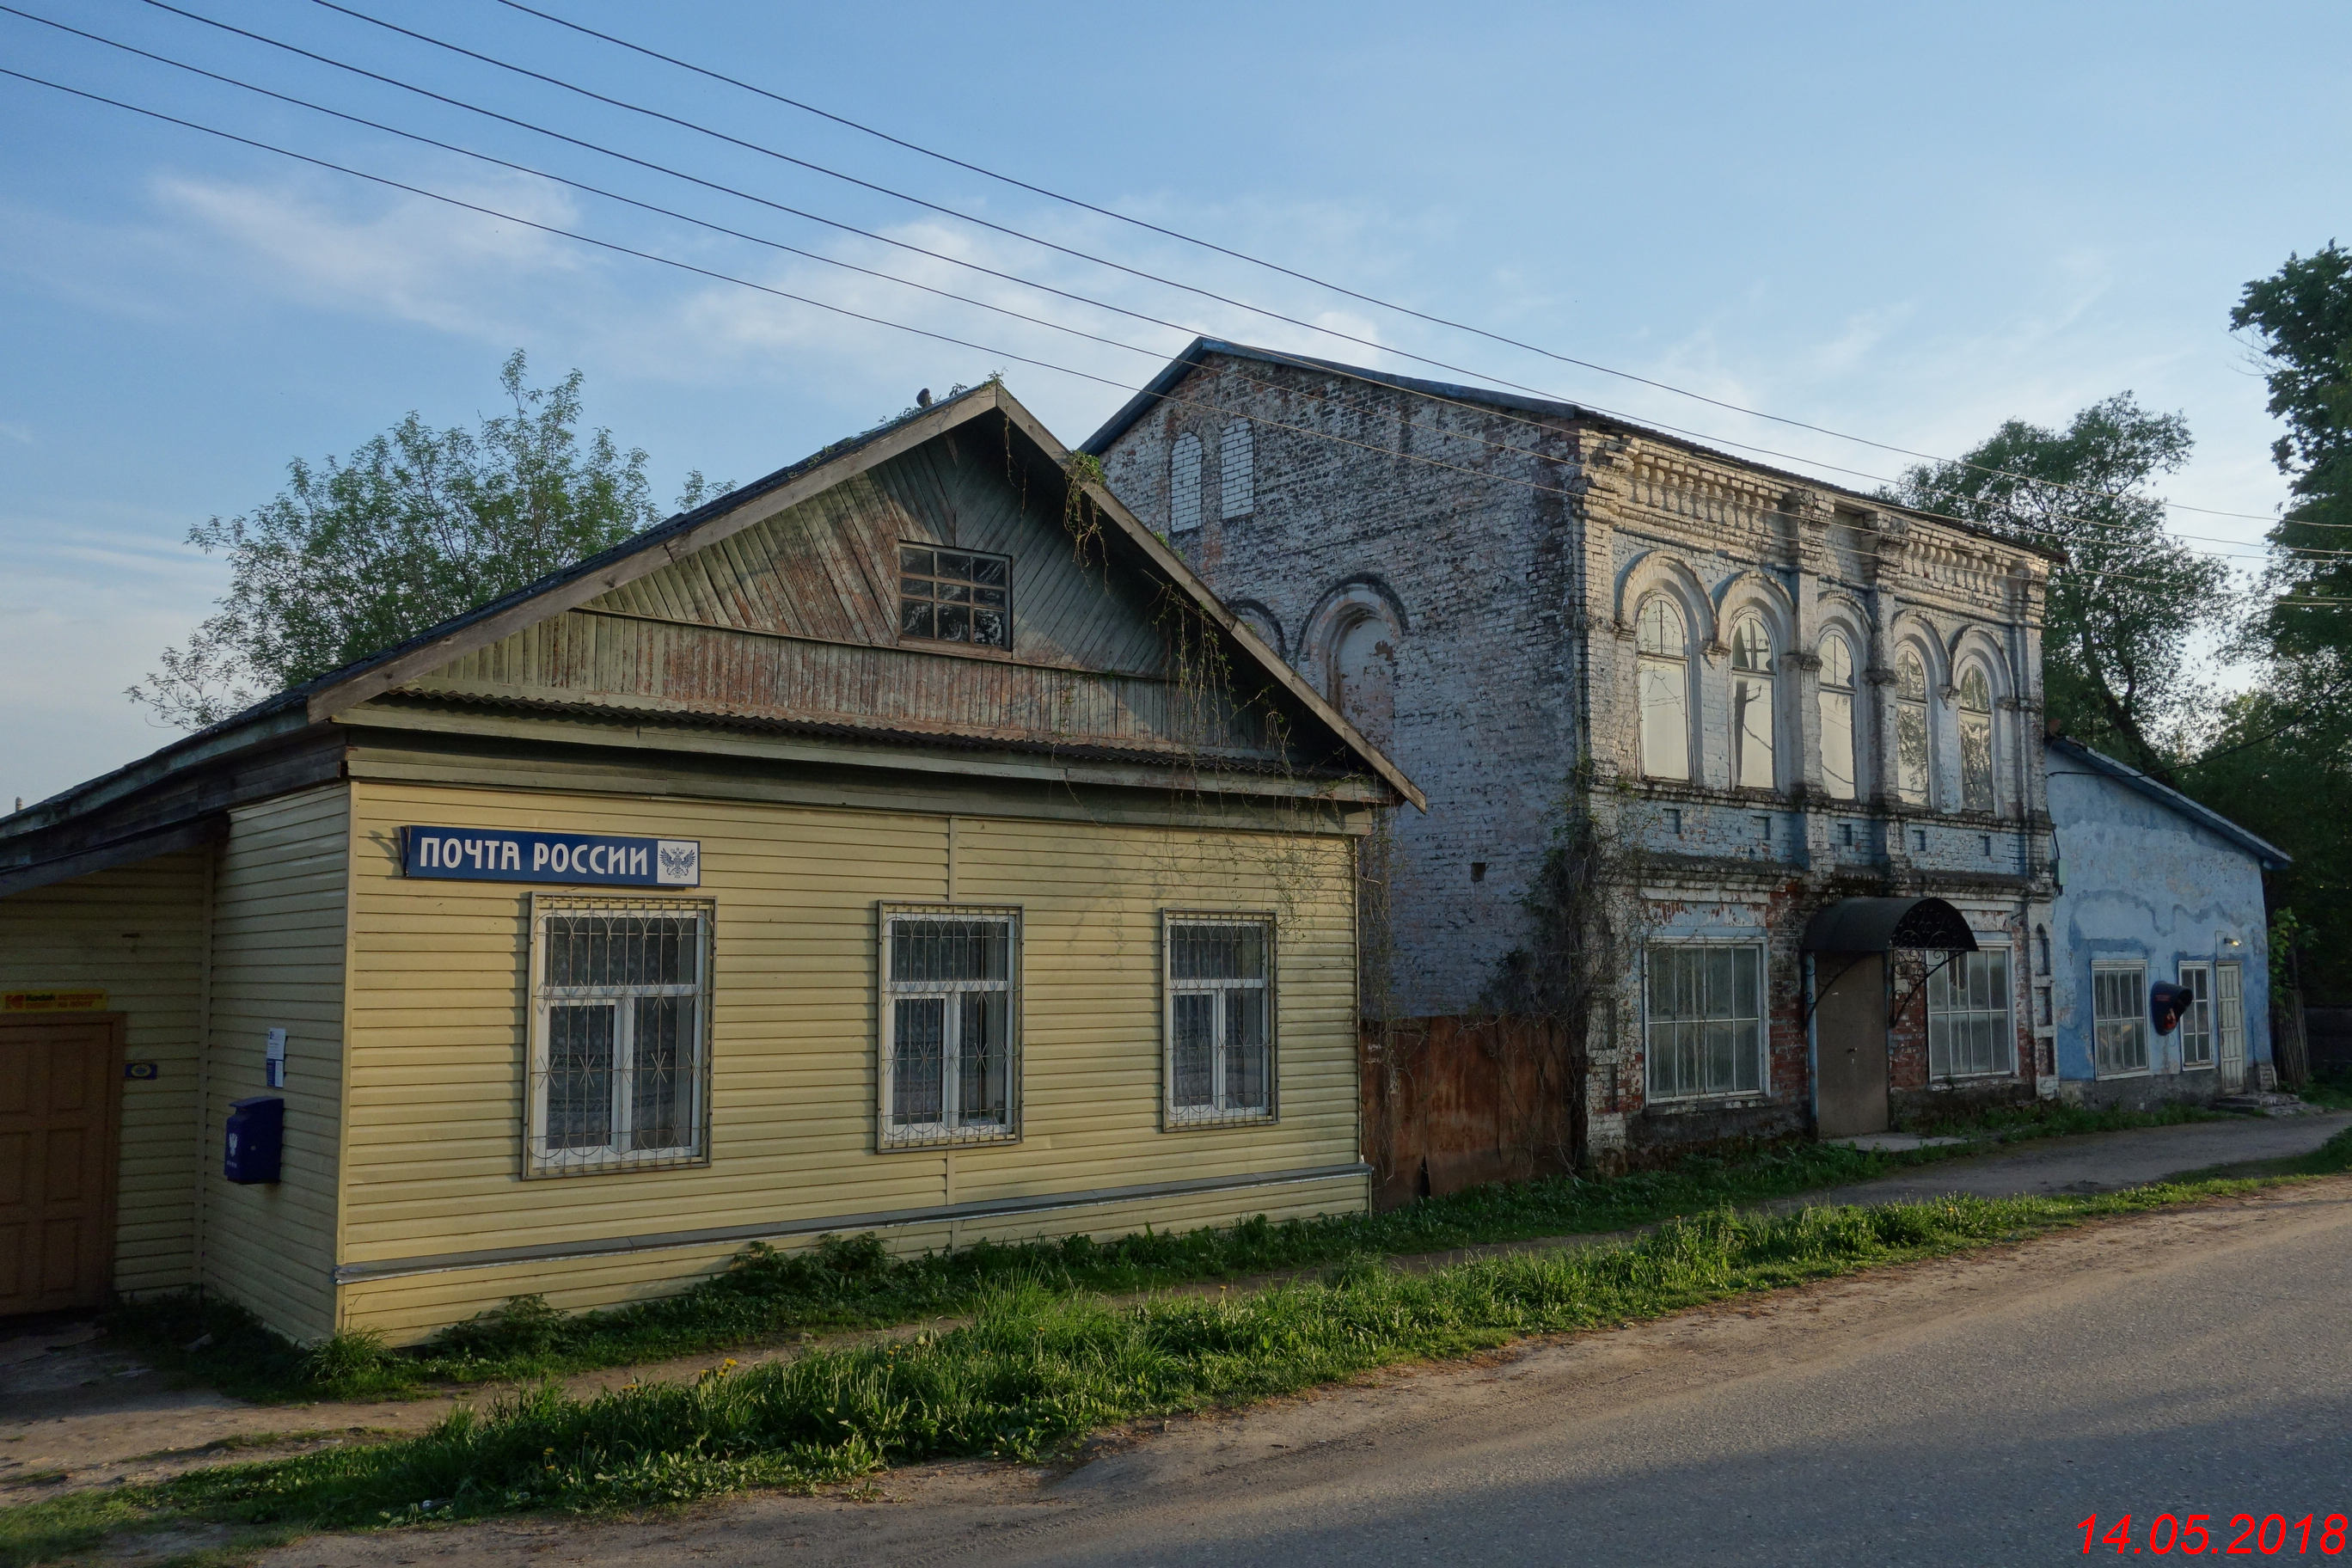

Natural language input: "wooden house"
[0,383,1418,1342]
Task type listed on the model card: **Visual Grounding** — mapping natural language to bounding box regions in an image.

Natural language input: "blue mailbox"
[224,1096,284,1185]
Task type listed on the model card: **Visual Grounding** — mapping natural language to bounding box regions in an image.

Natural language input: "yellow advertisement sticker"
[3,989,109,1013]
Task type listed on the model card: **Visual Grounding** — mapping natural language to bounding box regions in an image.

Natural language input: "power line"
[292,0,2310,534]
[3,63,2340,613]
[52,7,2343,571]
[38,4,2347,573]
[477,0,2304,533]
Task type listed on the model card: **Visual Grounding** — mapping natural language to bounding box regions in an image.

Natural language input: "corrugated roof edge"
[1,383,1002,835]
[1080,337,2066,564]
[2047,734,2292,870]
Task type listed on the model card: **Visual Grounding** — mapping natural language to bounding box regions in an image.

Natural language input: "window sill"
[1643,1093,1773,1113]
[878,1126,1022,1151]
[524,1151,710,1179]
[1164,1110,1278,1131]
[2092,1067,2153,1081]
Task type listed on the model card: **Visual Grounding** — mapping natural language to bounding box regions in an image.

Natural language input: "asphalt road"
[272,1172,2352,1568]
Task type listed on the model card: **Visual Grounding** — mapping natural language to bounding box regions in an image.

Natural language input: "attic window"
[899,544,1010,649]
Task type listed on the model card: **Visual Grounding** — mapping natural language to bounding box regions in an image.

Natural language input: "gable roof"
[1082,337,2063,562]
[2047,735,2290,870]
[6,382,1421,842]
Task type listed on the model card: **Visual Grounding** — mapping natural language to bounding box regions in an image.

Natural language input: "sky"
[3,0,2349,808]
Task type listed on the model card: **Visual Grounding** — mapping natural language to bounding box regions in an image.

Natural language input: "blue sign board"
[401,826,701,887]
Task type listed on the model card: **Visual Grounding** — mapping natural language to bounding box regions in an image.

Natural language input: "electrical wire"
[280,0,2319,533]
[46,3,2342,570]
[36,1,2352,575]
[3,63,2343,611]
[474,0,2304,533]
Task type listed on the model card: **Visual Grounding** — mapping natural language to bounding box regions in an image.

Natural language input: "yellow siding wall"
[202,787,351,1342]
[0,851,209,1294]
[339,780,1363,1339]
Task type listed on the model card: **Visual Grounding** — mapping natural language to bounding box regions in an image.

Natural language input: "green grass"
[2298,1069,2352,1112]
[102,1100,2246,1406]
[12,1128,2349,1568]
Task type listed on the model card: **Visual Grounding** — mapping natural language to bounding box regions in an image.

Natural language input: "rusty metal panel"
[1360,1015,1580,1209]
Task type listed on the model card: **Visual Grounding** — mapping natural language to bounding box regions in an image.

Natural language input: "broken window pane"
[897,542,1011,649]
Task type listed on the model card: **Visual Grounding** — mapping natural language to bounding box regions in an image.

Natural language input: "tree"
[2232,240,2352,665]
[1887,395,2231,780]
[130,352,726,730]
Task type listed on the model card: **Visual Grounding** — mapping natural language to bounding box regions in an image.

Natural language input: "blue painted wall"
[2048,758,2271,1096]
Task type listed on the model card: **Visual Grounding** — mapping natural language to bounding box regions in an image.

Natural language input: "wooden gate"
[0,1014,124,1316]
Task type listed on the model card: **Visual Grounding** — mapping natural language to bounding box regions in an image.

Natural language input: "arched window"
[1636,597,1690,781]
[1220,420,1254,519]
[1818,631,1858,801]
[1959,664,1994,811]
[1896,646,1932,805]
[1328,613,1395,749]
[1730,612,1775,790]
[1170,432,1203,534]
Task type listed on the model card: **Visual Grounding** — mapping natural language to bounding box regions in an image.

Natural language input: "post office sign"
[400,827,701,887]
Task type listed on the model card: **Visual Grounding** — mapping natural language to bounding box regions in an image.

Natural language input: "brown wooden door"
[0,1015,124,1317]
[1813,955,1890,1139]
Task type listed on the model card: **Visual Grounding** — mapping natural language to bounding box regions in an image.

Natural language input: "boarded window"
[899,543,1010,649]
[1819,631,1858,801]
[2178,962,2214,1068]
[1165,915,1275,1125]
[1645,944,1764,1099]
[880,908,1020,1146]
[1730,612,1775,790]
[1927,946,2013,1078]
[1636,597,1690,781]
[529,898,712,1174]
[1219,420,1254,519]
[1171,432,1204,533]
[2092,962,2148,1076]
[1896,646,1932,805]
[1959,665,1994,811]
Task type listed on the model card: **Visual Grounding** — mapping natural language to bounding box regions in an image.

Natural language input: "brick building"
[1086,340,2064,1161]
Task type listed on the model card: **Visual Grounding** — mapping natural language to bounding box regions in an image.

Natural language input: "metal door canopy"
[1803,896,1978,953]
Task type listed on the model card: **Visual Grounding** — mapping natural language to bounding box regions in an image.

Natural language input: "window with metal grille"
[1165,915,1275,1125]
[1645,944,1765,1099]
[2092,962,2148,1075]
[2178,962,2214,1068]
[879,907,1020,1146]
[898,543,1010,649]
[1927,946,2013,1078]
[528,897,712,1174]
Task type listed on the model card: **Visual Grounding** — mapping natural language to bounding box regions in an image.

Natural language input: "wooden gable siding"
[403,433,1290,763]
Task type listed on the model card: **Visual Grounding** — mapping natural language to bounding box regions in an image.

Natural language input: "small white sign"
[655,839,701,885]
[265,1027,286,1089]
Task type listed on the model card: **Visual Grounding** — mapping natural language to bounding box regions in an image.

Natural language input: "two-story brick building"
[1087,340,2065,1163]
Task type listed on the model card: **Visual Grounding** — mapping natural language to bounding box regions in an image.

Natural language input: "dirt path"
[253,1174,2352,1567]
[5,1110,2339,1506]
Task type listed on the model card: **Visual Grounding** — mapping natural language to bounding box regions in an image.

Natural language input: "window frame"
[1896,645,1933,806]
[524,893,715,1179]
[2092,960,2150,1078]
[1643,940,1768,1102]
[1926,945,2016,1080]
[1957,663,1996,812]
[1161,910,1279,1129]
[2178,960,2215,1069]
[876,903,1024,1150]
[1729,610,1777,792]
[897,542,1013,650]
[1636,595,1693,782]
[1818,629,1859,802]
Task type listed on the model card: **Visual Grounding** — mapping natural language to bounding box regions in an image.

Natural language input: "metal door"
[1813,954,1890,1138]
[2216,963,2247,1092]
[0,1015,124,1315]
